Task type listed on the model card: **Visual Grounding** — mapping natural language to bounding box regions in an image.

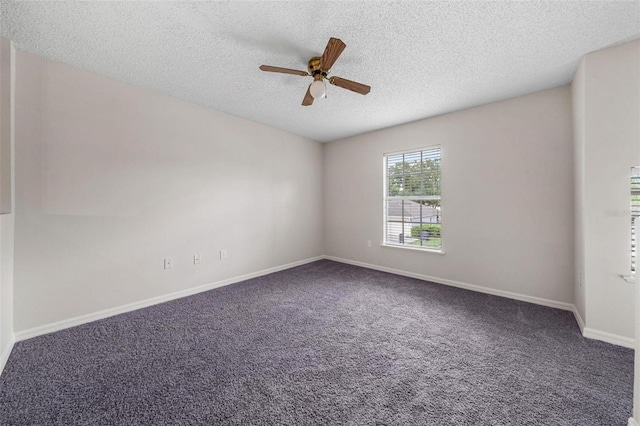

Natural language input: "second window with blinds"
[384,146,442,251]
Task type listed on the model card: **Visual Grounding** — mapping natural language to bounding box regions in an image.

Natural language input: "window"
[631,167,640,272]
[384,146,442,250]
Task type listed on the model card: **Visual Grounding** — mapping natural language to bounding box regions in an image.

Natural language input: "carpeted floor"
[0,260,633,425]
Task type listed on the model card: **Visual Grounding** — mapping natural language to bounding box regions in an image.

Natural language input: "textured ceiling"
[1,1,639,142]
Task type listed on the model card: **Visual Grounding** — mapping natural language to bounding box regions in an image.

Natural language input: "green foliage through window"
[410,224,441,238]
[387,149,441,197]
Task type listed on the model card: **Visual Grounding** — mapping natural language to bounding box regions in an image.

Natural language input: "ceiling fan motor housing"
[308,56,328,79]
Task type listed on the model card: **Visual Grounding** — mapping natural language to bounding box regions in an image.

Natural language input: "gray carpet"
[0,260,633,425]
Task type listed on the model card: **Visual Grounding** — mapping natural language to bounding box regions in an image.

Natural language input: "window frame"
[631,166,640,273]
[382,145,443,253]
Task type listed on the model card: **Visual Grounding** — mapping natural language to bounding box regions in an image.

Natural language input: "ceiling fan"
[259,37,371,106]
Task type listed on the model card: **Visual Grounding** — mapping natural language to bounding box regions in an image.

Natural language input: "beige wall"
[575,39,640,341]
[13,51,324,332]
[324,86,574,304]
[0,37,14,369]
[572,58,587,325]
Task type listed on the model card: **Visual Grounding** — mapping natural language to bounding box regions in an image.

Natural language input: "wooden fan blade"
[302,85,314,106]
[320,37,346,72]
[329,76,371,95]
[259,65,309,76]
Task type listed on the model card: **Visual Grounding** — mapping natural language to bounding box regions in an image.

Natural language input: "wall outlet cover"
[164,258,173,269]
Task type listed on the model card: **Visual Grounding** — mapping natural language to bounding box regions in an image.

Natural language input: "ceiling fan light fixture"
[309,79,326,99]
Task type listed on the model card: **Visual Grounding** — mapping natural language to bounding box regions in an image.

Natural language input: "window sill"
[380,243,445,255]
[621,274,635,283]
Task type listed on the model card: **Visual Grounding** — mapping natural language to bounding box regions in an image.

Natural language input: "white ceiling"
[1,1,639,142]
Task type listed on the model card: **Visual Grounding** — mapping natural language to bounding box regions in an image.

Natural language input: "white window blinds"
[384,146,442,250]
[631,167,640,272]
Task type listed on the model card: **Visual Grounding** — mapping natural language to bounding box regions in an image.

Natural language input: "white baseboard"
[628,417,638,426]
[14,256,324,342]
[583,327,635,349]
[0,334,15,376]
[572,306,585,333]
[324,256,575,312]
[572,308,634,349]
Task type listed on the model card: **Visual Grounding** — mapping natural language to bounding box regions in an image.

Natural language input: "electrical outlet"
[367,240,372,248]
[194,254,201,265]
[220,249,227,260]
[164,258,173,269]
